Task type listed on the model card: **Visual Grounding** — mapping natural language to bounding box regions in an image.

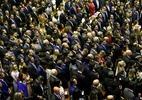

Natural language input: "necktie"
[40,84,44,95]
[58,94,62,100]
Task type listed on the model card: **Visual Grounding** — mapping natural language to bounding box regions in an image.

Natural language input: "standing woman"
[22,67,33,96]
[87,0,96,16]
[10,64,20,92]
[17,73,28,97]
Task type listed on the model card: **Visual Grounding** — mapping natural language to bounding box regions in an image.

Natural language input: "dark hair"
[88,90,98,100]
[37,75,44,82]
[106,60,113,68]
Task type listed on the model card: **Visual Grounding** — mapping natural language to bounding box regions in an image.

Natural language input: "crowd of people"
[0,0,142,100]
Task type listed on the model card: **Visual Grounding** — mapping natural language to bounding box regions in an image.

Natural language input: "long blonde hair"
[115,60,126,76]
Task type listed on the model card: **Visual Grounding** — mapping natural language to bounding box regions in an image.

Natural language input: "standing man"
[32,76,46,100]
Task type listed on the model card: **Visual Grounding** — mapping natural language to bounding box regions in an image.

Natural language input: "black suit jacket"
[46,26,54,35]
[32,80,44,100]
[31,12,39,22]
[4,72,13,87]
[28,62,38,80]
[65,1,71,11]
[72,70,87,91]
[9,0,17,6]
[83,43,91,52]
[2,25,10,34]
[0,34,9,44]
[104,78,121,99]
[59,13,67,26]
[14,16,22,27]
[0,20,4,26]
[102,67,112,79]
[90,85,102,100]
[0,47,7,61]
[20,12,26,22]
[2,58,10,66]
[2,3,11,12]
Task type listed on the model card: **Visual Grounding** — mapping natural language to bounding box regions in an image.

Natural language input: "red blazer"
[88,3,96,16]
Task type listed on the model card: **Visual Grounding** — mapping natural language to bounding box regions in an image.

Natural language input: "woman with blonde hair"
[10,64,20,92]
[13,92,24,100]
[115,60,126,76]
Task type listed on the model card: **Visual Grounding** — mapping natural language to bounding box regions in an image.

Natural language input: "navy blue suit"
[28,62,38,80]
[70,7,77,15]
[0,79,10,99]
[65,1,71,11]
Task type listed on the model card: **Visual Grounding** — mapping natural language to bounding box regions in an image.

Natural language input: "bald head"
[107,95,114,100]
[51,69,58,76]
[93,79,99,86]
[53,86,60,94]
[125,50,132,56]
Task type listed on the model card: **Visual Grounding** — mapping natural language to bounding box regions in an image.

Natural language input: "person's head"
[0,71,5,79]
[88,90,98,100]
[51,69,58,76]
[0,40,4,46]
[53,86,60,94]
[125,49,132,56]
[108,71,114,79]
[106,95,114,100]
[13,92,24,100]
[29,56,35,63]
[118,60,126,68]
[106,60,113,68]
[37,75,44,84]
[93,79,99,86]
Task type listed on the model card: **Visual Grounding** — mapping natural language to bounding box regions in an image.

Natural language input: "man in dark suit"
[9,0,17,6]
[72,64,87,94]
[91,79,102,100]
[3,65,13,88]
[123,49,132,68]
[68,77,81,100]
[104,71,121,99]
[70,1,77,15]
[0,15,4,27]
[2,53,10,66]
[65,0,71,12]
[55,60,68,88]
[49,69,60,94]
[31,7,39,24]
[9,14,17,27]
[56,0,62,9]
[14,11,22,28]
[0,29,9,45]
[102,60,113,80]
[0,40,8,61]
[28,56,38,80]
[59,11,67,26]
[19,7,26,23]
[2,0,11,13]
[46,21,54,35]
[32,76,46,100]
[2,20,10,34]
[0,71,12,100]
[51,86,62,100]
